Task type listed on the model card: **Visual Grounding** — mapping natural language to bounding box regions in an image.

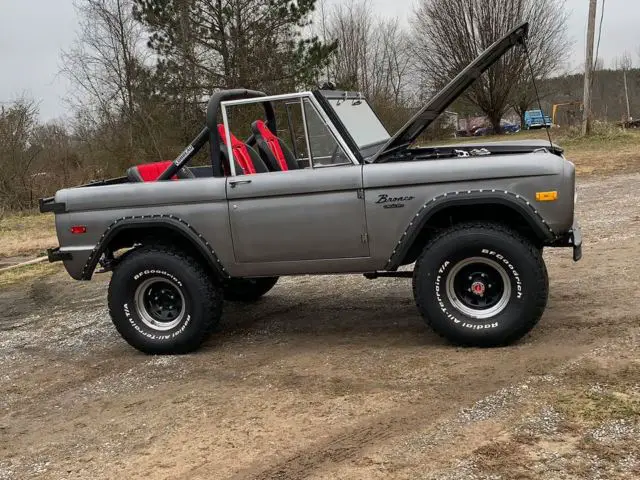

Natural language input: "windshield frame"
[320,91,391,149]
[314,90,393,161]
[220,92,361,174]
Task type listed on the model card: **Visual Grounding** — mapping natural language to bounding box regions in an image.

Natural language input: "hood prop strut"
[523,41,554,151]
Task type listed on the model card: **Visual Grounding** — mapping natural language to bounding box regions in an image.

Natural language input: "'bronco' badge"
[376,194,415,209]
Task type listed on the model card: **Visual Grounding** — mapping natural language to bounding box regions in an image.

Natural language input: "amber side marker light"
[535,191,558,202]
[70,225,87,234]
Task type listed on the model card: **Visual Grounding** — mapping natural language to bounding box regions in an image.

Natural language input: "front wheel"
[412,223,548,347]
[107,245,223,354]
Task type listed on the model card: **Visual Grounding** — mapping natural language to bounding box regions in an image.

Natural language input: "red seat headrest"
[217,125,256,174]
[254,120,288,171]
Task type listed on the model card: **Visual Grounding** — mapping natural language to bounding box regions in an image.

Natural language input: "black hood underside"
[373,22,530,162]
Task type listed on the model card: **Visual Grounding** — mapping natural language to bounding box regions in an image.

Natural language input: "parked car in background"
[524,109,552,129]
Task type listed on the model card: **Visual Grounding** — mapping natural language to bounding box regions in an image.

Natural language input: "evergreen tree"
[133,0,336,97]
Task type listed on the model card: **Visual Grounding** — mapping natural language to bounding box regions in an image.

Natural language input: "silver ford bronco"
[40,23,581,354]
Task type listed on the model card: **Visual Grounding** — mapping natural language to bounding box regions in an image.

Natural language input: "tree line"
[1,0,577,211]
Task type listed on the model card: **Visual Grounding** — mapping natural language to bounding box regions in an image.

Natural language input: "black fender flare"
[385,189,556,270]
[81,215,230,281]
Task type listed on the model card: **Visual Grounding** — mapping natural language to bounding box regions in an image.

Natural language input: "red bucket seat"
[217,125,268,175]
[127,160,195,182]
[250,120,298,172]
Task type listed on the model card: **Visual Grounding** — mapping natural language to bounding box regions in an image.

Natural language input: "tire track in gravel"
[192,340,597,480]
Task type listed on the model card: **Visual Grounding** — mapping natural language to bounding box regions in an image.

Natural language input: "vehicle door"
[225,96,369,265]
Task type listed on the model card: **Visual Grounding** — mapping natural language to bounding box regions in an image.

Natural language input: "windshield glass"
[328,98,390,148]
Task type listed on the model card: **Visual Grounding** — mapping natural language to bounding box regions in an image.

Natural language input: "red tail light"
[70,225,87,235]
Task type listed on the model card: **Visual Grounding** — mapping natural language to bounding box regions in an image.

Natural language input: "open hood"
[372,22,529,162]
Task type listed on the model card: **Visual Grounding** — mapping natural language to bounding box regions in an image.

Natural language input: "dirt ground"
[1,173,639,480]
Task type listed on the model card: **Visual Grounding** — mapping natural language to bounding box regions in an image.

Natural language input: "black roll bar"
[157,127,209,181]
[158,88,275,180]
[206,89,273,176]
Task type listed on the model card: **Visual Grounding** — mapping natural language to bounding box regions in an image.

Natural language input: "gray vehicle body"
[41,22,581,282]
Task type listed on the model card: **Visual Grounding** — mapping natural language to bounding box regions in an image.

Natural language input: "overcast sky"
[0,0,635,120]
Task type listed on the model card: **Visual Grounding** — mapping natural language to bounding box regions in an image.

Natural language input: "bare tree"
[509,0,570,127]
[412,0,570,133]
[0,99,41,209]
[319,0,414,130]
[369,19,414,105]
[324,1,412,100]
[615,52,633,122]
[60,0,159,156]
[325,0,372,92]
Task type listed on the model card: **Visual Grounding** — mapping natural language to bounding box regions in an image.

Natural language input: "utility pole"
[623,68,631,123]
[582,0,598,135]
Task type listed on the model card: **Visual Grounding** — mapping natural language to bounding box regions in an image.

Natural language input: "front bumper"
[571,222,582,261]
[550,220,582,261]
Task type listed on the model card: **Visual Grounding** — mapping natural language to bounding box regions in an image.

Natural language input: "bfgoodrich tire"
[412,223,548,347]
[223,277,278,302]
[107,245,223,354]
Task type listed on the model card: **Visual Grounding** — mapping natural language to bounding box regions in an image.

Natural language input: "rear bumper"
[47,247,72,262]
[46,247,95,280]
[39,197,66,213]
[549,220,582,261]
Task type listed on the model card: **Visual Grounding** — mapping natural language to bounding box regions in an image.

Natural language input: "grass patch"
[473,440,528,474]
[0,262,61,287]
[556,389,640,424]
[0,211,57,259]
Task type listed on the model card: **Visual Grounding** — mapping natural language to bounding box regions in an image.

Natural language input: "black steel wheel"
[413,223,548,347]
[446,257,511,319]
[108,245,223,354]
[134,277,186,331]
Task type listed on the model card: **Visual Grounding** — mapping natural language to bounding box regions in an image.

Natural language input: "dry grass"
[556,358,640,424]
[557,389,640,423]
[0,211,57,259]
[458,343,640,479]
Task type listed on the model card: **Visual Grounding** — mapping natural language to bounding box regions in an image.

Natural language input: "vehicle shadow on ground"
[203,275,594,353]
[2,271,591,355]
[202,291,445,350]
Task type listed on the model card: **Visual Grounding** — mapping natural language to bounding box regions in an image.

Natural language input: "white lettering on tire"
[124,307,190,341]
[133,269,183,287]
[481,249,522,299]
[435,261,462,325]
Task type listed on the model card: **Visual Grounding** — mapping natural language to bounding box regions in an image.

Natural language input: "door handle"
[229,179,252,188]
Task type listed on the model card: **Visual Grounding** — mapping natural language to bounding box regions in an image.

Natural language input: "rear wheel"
[108,245,222,354]
[412,223,548,347]
[223,277,279,302]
